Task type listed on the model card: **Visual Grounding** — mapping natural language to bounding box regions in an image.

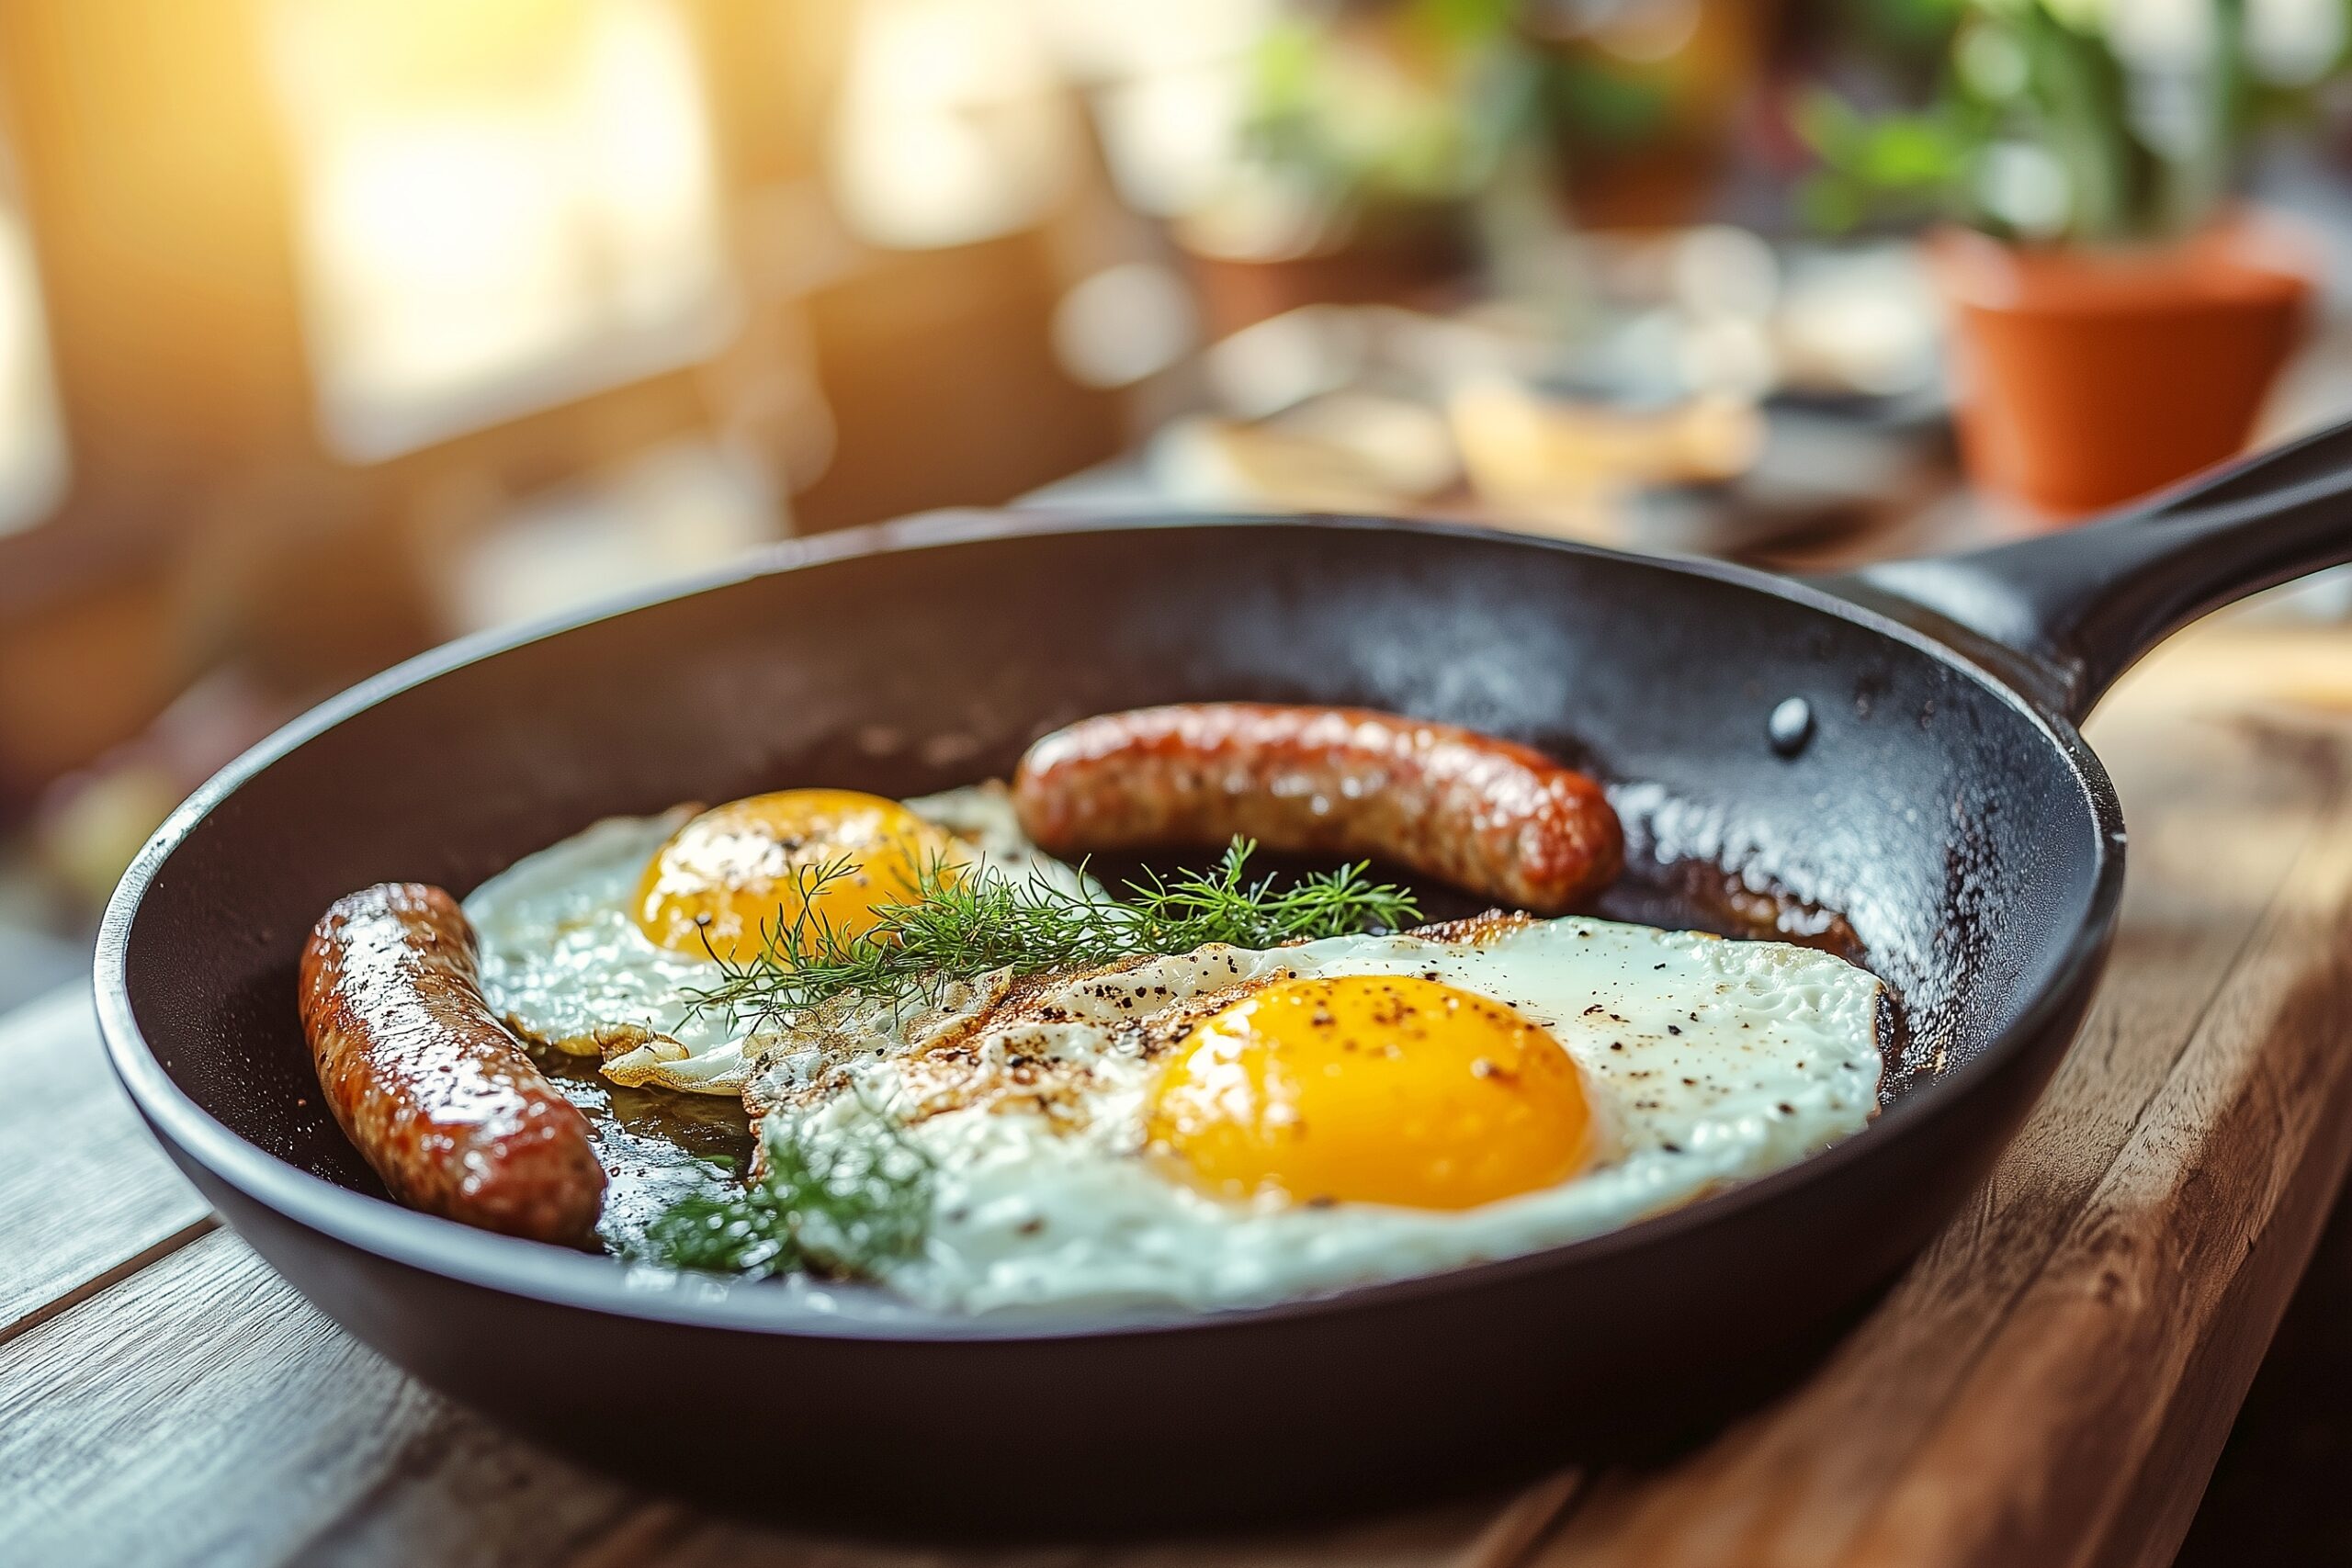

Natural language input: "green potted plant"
[1178,0,1542,336]
[1802,0,2342,515]
[1536,0,1783,230]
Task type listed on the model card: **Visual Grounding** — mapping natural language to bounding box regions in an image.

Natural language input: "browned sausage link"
[1012,705,1623,913]
[299,884,605,1246]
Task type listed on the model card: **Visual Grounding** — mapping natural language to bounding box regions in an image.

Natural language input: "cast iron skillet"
[97,418,2352,1534]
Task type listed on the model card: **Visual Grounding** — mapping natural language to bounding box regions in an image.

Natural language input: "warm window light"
[828,0,1077,251]
[1040,0,1272,220]
[269,0,737,460]
[0,196,66,537]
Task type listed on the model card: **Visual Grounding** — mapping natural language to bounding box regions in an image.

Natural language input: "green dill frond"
[681,836,1419,1033]
[648,838,1416,1282]
[633,1108,933,1281]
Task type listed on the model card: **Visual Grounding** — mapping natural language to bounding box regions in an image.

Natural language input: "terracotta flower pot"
[1926,217,2314,518]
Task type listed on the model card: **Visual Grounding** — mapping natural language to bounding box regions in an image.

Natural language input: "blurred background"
[2,0,2350,1007]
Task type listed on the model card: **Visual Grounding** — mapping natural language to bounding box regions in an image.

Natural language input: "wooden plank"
[596,1490,1578,1568]
[0,1219,1572,1568]
[622,1471,1582,1568]
[1525,636,2352,1568]
[0,1230,650,1568]
[0,982,212,1337]
[1846,728,2352,1568]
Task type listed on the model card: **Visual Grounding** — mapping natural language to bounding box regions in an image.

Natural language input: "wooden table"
[11,611,2352,1568]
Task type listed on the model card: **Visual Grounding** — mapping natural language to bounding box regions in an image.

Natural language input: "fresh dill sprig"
[682,837,1420,1032]
[645,840,1415,1283]
[634,1109,933,1280]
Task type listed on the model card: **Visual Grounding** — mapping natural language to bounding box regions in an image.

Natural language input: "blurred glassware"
[1052,263,1203,389]
[1125,214,1952,551]
[1148,391,1460,512]
[1203,303,1372,416]
[1774,244,1941,400]
[1448,378,1763,529]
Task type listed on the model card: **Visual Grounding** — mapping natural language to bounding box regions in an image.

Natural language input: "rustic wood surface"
[7,614,2352,1568]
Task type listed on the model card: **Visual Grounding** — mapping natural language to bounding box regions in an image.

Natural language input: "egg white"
[464,784,1075,1094]
[468,792,1886,1314]
[775,919,1884,1314]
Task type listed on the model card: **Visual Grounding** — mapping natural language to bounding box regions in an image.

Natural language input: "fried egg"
[756,915,1883,1314]
[465,784,1075,1093]
[469,788,1885,1314]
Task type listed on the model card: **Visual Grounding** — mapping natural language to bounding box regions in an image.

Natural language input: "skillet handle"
[1824,414,2352,722]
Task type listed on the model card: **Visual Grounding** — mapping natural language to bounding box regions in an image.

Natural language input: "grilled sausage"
[299,883,605,1245]
[1012,704,1623,912]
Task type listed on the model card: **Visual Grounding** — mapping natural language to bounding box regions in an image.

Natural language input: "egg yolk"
[633,789,967,964]
[1147,976,1591,1211]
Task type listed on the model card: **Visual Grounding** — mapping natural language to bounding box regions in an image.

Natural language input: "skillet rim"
[94,508,2127,1343]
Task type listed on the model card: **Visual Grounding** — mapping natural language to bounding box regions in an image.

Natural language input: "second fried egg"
[753,915,1884,1314]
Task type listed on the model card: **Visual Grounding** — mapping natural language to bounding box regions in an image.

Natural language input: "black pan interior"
[122,517,2103,1237]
